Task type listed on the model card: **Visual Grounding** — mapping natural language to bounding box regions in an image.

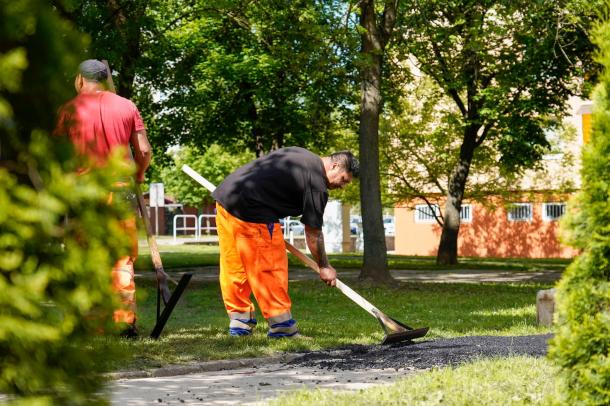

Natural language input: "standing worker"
[212,147,359,338]
[55,59,152,337]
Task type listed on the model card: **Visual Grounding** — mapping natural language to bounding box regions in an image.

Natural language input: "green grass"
[101,278,553,371]
[270,356,558,405]
[134,242,571,271]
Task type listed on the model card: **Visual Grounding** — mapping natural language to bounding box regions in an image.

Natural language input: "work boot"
[119,324,139,339]
[229,318,257,336]
[267,318,299,338]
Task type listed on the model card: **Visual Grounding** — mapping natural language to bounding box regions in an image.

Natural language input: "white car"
[280,218,305,235]
[383,216,395,236]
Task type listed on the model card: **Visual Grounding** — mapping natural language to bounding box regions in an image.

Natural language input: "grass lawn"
[102,277,554,371]
[270,356,558,406]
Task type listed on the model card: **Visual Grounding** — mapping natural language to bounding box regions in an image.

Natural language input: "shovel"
[182,164,429,344]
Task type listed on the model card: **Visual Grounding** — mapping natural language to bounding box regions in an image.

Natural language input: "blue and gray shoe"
[267,313,298,338]
[229,315,257,336]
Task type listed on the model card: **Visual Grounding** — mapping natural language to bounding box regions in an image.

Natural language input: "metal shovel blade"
[381,326,430,345]
[374,311,429,345]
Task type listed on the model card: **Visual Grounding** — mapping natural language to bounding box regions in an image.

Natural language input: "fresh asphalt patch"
[111,334,553,405]
[289,334,553,371]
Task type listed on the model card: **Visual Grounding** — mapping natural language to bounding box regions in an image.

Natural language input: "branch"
[475,123,493,147]
[430,41,467,116]
[420,196,444,226]
[50,0,79,22]
[380,0,400,46]
[345,0,366,30]
[410,148,447,194]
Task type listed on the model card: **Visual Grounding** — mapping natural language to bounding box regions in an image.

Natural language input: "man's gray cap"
[78,59,108,82]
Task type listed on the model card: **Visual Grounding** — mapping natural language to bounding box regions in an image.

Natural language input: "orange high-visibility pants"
[109,189,138,325]
[216,203,292,325]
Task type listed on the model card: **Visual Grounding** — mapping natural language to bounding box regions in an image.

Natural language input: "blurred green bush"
[1,1,132,403]
[549,17,610,406]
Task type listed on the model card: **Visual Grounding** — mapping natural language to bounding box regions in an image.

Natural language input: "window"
[415,204,472,223]
[542,203,566,221]
[415,204,440,223]
[507,203,533,222]
[460,204,473,223]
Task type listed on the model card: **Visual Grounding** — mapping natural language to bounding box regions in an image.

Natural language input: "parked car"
[350,215,361,235]
[383,216,395,236]
[280,218,305,235]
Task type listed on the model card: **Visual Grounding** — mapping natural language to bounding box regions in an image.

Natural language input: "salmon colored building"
[394,97,592,259]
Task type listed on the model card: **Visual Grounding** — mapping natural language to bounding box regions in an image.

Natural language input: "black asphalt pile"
[289,334,552,371]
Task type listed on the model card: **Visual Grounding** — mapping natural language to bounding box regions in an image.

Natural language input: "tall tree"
[380,73,579,227]
[55,0,357,160]
[357,0,400,282]
[395,0,597,264]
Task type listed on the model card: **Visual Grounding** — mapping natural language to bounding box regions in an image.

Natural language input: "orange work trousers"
[216,203,291,321]
[108,189,138,326]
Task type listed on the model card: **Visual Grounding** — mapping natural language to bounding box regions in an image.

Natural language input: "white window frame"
[414,204,440,223]
[507,203,533,222]
[542,202,566,221]
[460,204,473,223]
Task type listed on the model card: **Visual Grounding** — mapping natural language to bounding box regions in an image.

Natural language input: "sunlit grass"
[270,356,558,405]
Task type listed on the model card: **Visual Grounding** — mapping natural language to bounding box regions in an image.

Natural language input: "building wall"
[395,195,580,258]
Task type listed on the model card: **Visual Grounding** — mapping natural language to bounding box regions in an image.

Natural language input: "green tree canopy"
[142,0,357,157]
[159,143,251,207]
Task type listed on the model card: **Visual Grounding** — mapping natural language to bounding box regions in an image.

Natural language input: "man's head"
[324,151,359,190]
[74,59,108,93]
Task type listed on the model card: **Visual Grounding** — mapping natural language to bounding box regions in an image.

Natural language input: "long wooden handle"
[284,242,381,318]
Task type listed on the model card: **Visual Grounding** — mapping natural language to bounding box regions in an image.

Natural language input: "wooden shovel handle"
[285,241,381,318]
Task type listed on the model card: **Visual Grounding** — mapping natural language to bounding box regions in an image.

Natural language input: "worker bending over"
[212,147,359,337]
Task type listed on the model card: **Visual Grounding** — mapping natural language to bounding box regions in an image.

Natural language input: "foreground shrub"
[0,1,131,403]
[549,17,610,406]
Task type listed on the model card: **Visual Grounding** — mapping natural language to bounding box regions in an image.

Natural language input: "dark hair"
[330,151,359,178]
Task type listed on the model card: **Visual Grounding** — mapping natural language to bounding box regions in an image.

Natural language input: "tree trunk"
[107,0,146,99]
[357,0,392,282]
[436,126,477,264]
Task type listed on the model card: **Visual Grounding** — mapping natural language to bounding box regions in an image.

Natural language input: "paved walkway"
[137,266,562,285]
[111,362,409,405]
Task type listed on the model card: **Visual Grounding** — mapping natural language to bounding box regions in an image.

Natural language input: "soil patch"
[289,334,552,371]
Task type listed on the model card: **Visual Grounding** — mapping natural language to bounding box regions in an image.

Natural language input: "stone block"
[536,288,556,327]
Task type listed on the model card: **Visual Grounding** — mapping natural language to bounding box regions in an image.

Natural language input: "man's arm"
[304,224,337,287]
[130,129,152,183]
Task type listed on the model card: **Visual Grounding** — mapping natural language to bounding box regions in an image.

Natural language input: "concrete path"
[111,363,410,405]
[137,267,562,285]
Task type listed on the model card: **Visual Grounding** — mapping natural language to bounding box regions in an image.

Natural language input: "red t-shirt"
[56,91,145,164]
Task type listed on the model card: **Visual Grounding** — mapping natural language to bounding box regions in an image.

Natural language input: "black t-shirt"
[212,147,328,228]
